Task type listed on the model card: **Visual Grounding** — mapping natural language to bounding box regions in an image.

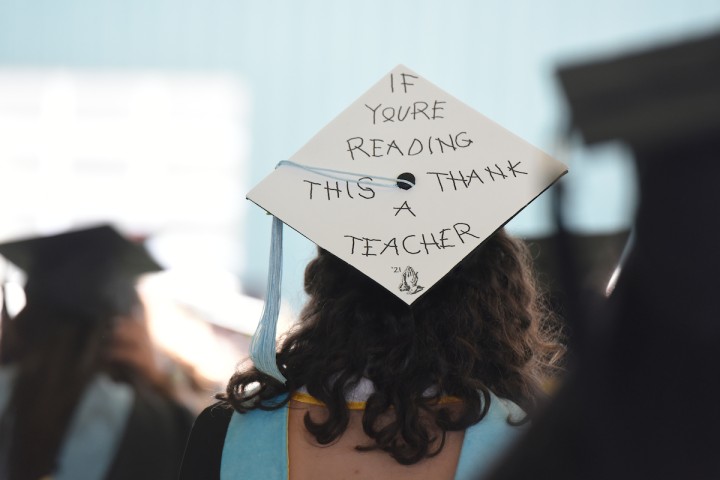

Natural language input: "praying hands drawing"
[399,266,424,295]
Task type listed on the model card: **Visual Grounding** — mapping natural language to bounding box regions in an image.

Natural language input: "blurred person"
[0,225,194,480]
[180,230,565,480]
[483,30,720,480]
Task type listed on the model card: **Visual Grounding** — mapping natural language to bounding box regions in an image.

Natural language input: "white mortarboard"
[248,65,567,382]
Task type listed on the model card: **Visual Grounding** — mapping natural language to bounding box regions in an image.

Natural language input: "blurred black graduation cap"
[533,31,720,350]
[0,225,162,320]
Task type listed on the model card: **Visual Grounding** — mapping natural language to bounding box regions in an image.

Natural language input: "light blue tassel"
[250,215,287,383]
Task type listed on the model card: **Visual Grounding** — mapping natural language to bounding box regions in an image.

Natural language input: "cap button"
[397,172,415,190]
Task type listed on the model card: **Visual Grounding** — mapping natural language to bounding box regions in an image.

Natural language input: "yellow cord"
[291,391,461,411]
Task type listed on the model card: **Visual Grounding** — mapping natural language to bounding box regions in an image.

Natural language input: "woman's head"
[225,229,564,464]
[291,228,561,407]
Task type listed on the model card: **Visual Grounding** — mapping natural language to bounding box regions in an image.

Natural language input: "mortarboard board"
[0,225,162,320]
[247,65,568,383]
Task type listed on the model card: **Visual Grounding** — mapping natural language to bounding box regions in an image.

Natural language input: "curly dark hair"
[222,229,564,465]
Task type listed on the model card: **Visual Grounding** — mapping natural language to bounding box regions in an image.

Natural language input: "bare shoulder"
[287,400,464,480]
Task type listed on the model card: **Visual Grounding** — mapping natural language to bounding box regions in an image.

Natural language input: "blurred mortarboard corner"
[557,30,720,148]
[0,225,162,320]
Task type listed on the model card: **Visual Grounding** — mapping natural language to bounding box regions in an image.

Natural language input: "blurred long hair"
[223,229,564,465]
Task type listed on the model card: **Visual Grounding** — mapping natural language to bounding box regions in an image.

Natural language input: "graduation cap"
[248,65,568,383]
[0,225,162,320]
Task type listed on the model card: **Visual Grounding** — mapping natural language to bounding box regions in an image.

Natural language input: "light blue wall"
[2,0,719,307]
